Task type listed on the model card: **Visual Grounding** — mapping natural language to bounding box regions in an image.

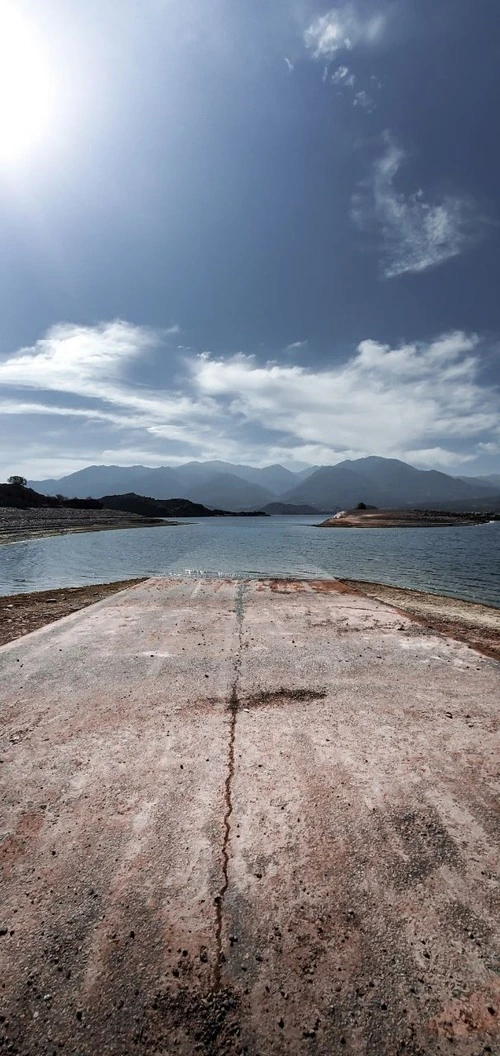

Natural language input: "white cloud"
[476,441,500,455]
[284,56,294,72]
[329,63,376,110]
[353,89,375,112]
[0,320,218,449]
[191,331,499,466]
[304,3,386,60]
[331,64,356,87]
[0,398,136,428]
[352,135,489,278]
[1,321,498,477]
[402,448,476,468]
[285,339,308,352]
[0,320,155,394]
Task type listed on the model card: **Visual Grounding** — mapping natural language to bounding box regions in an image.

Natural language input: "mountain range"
[26,457,500,513]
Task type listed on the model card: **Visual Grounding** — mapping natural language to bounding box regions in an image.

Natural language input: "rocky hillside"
[0,483,102,510]
[99,494,268,517]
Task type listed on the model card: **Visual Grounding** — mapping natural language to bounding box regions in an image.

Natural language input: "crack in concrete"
[214,582,245,989]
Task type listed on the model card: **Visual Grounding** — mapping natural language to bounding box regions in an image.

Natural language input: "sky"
[0,0,499,481]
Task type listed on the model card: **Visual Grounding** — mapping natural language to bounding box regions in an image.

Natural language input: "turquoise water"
[0,515,499,606]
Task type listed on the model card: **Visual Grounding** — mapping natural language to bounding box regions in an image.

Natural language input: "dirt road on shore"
[0,578,499,1055]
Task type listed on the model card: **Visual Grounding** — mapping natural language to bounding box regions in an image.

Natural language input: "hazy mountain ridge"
[459,473,500,490]
[27,456,500,512]
[281,457,500,510]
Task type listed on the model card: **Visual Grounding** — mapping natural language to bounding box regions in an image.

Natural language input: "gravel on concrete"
[0,577,498,1055]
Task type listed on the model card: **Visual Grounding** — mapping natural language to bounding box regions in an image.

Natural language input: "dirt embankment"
[341,579,500,661]
[0,580,146,646]
[0,506,173,544]
[319,508,493,527]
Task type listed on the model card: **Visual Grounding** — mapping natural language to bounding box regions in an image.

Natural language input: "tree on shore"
[7,475,27,486]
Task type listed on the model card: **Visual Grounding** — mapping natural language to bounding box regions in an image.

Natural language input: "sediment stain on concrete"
[245,687,327,709]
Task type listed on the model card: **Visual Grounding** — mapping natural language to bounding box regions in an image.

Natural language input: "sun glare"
[0,4,54,164]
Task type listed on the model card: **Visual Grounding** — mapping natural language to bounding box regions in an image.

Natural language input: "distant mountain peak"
[26,456,500,513]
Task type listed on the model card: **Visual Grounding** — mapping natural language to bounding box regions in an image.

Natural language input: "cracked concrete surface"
[215,582,246,990]
[0,577,499,1055]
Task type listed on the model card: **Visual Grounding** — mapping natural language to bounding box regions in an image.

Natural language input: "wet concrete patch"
[309,580,354,594]
[0,810,45,876]
[268,579,309,593]
[429,978,500,1043]
[438,899,493,949]
[143,984,242,1055]
[267,578,352,594]
[382,805,462,888]
[244,687,327,708]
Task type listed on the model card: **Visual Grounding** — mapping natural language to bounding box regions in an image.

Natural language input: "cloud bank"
[0,321,215,449]
[191,331,498,465]
[0,321,498,476]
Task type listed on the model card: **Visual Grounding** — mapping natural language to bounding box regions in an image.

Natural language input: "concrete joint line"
[214,582,246,989]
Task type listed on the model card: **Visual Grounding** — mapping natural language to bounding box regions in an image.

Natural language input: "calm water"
[1,516,499,606]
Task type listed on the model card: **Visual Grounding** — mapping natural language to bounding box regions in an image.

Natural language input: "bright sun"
[0,4,53,164]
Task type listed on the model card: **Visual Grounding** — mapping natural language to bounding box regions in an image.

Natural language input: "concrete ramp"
[0,578,499,1055]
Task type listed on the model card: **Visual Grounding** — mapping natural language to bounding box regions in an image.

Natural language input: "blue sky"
[0,0,499,479]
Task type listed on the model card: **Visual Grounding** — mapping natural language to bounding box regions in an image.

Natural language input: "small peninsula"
[318,507,495,528]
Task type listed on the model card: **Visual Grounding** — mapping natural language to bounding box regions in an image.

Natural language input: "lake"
[1,515,499,606]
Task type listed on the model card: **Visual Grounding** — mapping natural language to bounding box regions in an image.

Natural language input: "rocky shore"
[0,506,172,545]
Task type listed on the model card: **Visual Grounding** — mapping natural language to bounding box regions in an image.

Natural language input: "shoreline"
[1,575,499,659]
[0,518,176,546]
